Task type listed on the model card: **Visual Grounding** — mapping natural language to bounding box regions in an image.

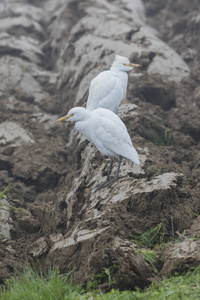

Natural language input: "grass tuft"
[0,185,11,201]
[188,208,200,218]
[153,129,173,147]
[0,266,84,300]
[138,250,156,268]
[86,262,119,290]
[132,223,167,249]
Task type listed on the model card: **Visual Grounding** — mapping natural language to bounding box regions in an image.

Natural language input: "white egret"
[86,54,141,112]
[56,107,140,189]
[3,0,7,13]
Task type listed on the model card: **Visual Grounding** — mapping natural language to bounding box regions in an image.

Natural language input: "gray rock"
[0,15,43,36]
[0,122,34,146]
[44,227,154,289]
[46,0,190,102]
[0,32,43,64]
[29,237,49,257]
[0,198,12,238]
[158,238,200,277]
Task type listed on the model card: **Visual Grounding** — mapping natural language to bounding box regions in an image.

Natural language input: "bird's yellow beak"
[55,114,73,123]
[123,63,141,68]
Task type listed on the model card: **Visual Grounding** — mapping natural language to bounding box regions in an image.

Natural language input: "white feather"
[86,54,137,113]
[66,107,140,166]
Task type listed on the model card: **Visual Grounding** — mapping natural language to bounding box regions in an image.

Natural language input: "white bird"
[56,107,140,189]
[86,54,141,112]
[3,0,7,12]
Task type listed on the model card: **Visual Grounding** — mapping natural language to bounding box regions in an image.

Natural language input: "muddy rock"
[190,216,200,238]
[29,236,49,258]
[158,239,199,276]
[35,229,154,290]
[158,217,200,277]
[0,32,43,64]
[38,168,187,287]
[0,121,34,146]
[0,198,12,239]
[18,216,40,233]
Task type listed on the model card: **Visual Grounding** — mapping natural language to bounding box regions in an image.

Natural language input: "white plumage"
[86,54,141,112]
[56,107,140,188]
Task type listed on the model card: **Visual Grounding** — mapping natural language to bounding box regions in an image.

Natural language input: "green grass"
[154,166,168,175]
[0,267,84,300]
[132,223,167,249]
[1,265,200,299]
[137,266,200,300]
[153,129,173,147]
[138,249,156,268]
[86,262,119,290]
[129,224,167,270]
[0,185,18,212]
[188,208,200,218]
[0,185,11,201]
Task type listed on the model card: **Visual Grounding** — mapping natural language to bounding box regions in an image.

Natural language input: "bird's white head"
[55,107,89,123]
[111,54,141,72]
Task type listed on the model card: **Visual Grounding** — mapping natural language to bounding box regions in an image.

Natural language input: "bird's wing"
[92,110,140,165]
[86,71,124,112]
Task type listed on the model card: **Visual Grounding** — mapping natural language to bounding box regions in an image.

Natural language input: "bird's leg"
[104,156,123,187]
[94,157,123,191]
[94,158,113,191]
[106,158,113,182]
[115,156,122,178]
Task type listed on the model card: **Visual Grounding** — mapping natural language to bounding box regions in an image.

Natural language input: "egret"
[2,0,7,13]
[56,107,140,189]
[86,54,141,112]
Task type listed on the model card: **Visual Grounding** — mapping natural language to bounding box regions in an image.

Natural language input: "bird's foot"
[94,182,107,192]
[94,175,126,191]
[103,176,118,188]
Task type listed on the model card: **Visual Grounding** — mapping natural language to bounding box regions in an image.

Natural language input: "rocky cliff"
[0,0,200,290]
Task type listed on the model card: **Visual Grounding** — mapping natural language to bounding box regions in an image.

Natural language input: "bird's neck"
[110,68,128,85]
[110,66,126,73]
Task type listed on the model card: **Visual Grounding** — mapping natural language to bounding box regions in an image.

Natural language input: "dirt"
[0,0,200,291]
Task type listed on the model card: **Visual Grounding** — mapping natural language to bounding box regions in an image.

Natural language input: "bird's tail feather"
[125,146,140,165]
